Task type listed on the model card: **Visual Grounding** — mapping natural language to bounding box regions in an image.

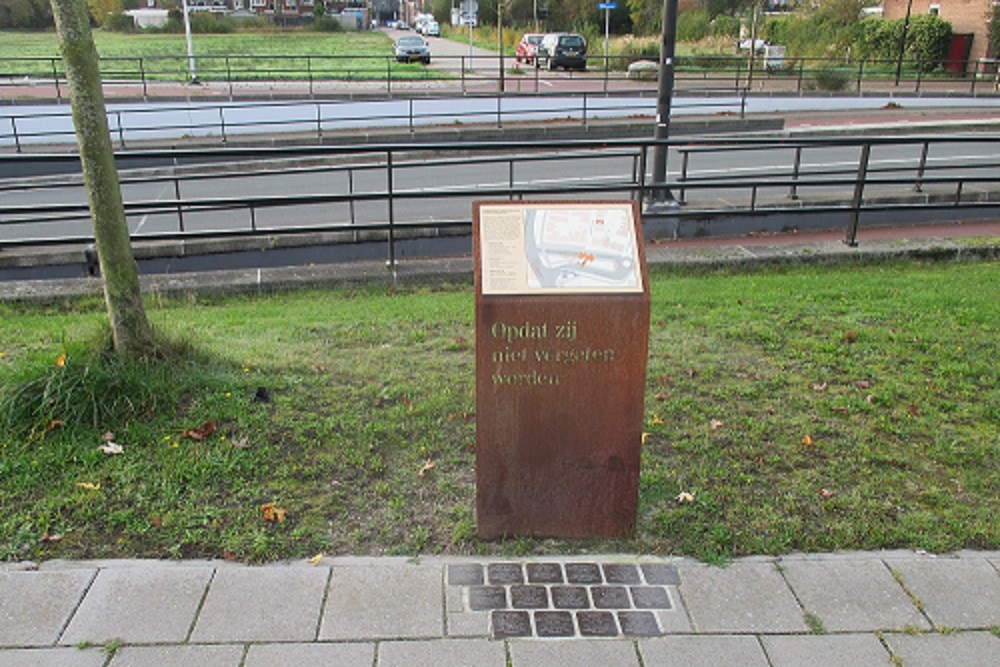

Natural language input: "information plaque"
[474,201,651,539]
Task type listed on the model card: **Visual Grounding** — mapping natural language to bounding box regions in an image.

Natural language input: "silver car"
[394,35,430,64]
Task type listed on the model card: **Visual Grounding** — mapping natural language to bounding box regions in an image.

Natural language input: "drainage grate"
[447,562,682,639]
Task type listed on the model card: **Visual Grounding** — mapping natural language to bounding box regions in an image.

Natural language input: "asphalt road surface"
[3,139,998,245]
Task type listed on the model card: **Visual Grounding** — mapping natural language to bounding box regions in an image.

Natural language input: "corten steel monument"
[474,201,651,539]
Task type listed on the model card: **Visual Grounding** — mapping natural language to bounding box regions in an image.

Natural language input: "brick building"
[881,0,996,71]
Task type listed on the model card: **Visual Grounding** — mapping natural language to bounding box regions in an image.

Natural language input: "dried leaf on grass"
[418,459,436,477]
[99,442,124,455]
[182,420,217,441]
[676,491,695,503]
[260,503,287,523]
[76,482,100,491]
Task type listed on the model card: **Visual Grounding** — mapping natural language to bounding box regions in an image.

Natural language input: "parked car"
[515,33,544,65]
[420,20,440,37]
[538,33,587,71]
[394,35,431,64]
[396,21,410,30]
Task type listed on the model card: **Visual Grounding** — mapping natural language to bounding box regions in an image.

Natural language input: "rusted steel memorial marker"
[474,201,651,538]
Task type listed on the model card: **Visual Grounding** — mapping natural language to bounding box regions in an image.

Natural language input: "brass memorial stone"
[474,201,651,539]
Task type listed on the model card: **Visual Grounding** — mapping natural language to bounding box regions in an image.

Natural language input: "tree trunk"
[50,0,153,357]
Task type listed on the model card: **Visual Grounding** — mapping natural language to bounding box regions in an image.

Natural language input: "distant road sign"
[597,2,617,9]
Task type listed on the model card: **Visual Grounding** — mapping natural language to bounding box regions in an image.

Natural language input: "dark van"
[538,33,587,71]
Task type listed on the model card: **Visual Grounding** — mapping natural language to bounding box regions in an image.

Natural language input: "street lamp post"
[651,0,678,203]
[895,0,914,86]
[181,0,199,84]
[497,1,504,93]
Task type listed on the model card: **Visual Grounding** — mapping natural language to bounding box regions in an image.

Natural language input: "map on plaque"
[478,203,643,295]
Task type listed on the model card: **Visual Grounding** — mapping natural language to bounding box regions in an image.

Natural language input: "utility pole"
[894,0,914,86]
[181,0,199,84]
[497,0,504,93]
[651,0,678,203]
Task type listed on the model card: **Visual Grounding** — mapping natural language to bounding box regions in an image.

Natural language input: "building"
[881,0,996,72]
[142,0,371,25]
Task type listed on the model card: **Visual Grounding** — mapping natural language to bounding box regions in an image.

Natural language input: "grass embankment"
[0,30,436,80]
[1,259,997,564]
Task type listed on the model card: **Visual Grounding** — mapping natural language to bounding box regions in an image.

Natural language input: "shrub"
[608,35,660,71]
[104,11,136,33]
[152,11,236,34]
[908,14,951,72]
[710,15,739,38]
[677,10,710,42]
[309,16,345,33]
[809,67,851,91]
[857,15,952,72]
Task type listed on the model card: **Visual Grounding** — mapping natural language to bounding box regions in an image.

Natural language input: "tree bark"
[50,0,153,356]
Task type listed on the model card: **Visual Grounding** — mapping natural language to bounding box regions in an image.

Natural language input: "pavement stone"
[779,558,931,632]
[760,633,892,667]
[189,565,330,643]
[59,563,214,645]
[883,630,1000,667]
[678,561,807,633]
[107,644,245,667]
[445,560,689,638]
[638,635,770,667]
[884,556,1000,629]
[319,562,444,640]
[0,647,106,667]
[508,638,641,667]
[0,568,96,646]
[377,638,506,667]
[243,641,375,667]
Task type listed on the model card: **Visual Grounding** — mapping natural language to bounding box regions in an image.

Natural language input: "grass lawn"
[1,259,997,564]
[0,30,438,81]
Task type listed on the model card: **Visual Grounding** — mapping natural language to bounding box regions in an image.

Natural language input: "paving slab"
[377,638,506,667]
[60,564,213,645]
[678,561,807,633]
[189,565,330,643]
[779,558,930,632]
[0,647,106,667]
[760,633,892,667]
[319,563,444,640]
[884,556,1000,629]
[0,568,95,647]
[509,638,641,667]
[107,644,245,667]
[244,641,375,666]
[883,631,1000,667]
[638,635,770,667]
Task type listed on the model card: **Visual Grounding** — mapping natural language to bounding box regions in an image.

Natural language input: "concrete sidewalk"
[1,551,998,666]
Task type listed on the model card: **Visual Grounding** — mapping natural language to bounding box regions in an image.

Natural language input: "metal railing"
[1,135,998,268]
[2,53,998,103]
[1,91,748,152]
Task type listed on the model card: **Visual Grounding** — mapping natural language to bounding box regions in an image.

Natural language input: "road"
[3,137,999,246]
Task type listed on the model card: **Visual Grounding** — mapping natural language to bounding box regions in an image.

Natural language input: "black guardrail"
[1,135,998,273]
